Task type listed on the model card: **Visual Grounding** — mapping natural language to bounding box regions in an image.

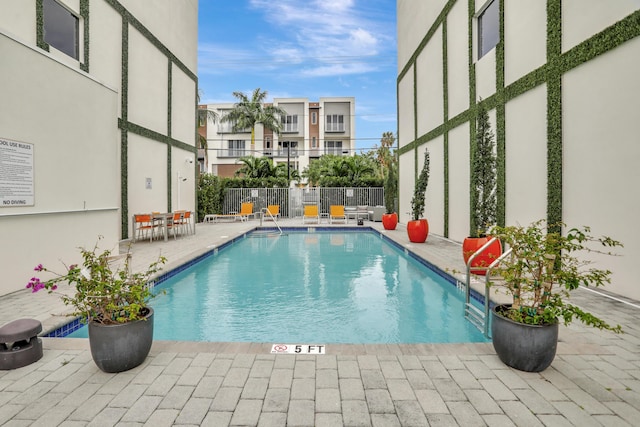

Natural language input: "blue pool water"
[67,230,488,343]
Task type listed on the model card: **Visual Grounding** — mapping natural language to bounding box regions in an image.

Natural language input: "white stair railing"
[464,238,511,338]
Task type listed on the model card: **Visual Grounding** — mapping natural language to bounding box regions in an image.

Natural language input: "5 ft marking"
[271,344,326,354]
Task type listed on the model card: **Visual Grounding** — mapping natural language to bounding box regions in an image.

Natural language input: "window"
[326,114,345,132]
[227,140,245,157]
[264,137,272,155]
[478,0,499,59]
[312,137,317,148]
[219,112,249,133]
[43,0,79,60]
[311,111,317,125]
[281,115,298,132]
[325,141,343,155]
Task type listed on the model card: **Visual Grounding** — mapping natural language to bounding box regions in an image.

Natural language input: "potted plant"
[27,237,166,373]
[463,102,502,274]
[407,149,430,243]
[382,154,398,230]
[488,220,622,372]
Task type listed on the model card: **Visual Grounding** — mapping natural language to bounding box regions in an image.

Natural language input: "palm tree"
[221,88,287,150]
[234,156,287,179]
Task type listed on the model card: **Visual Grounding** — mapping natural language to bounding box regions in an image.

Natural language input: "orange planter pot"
[382,213,398,230]
[462,236,503,275]
[407,219,429,243]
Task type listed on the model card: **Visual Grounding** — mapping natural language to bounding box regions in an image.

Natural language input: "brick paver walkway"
[1,219,639,426]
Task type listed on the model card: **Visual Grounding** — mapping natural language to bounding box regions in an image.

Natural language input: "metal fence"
[223,187,384,218]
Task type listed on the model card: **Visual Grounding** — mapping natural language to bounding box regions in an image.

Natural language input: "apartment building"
[0,0,198,296]
[397,1,640,300]
[199,97,356,179]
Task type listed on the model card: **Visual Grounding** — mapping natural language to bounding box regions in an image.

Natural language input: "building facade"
[0,0,198,296]
[397,1,640,300]
[200,97,356,179]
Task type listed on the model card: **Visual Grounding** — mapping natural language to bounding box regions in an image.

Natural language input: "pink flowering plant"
[28,237,166,325]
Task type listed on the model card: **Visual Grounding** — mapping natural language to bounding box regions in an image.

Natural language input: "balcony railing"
[218,149,247,158]
[275,149,299,157]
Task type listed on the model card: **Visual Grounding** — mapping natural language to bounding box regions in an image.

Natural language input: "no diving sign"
[271,344,326,355]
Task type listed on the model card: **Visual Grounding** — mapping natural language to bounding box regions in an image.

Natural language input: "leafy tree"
[410,149,430,220]
[471,103,497,236]
[221,88,286,149]
[302,154,378,186]
[234,156,287,179]
[374,131,396,179]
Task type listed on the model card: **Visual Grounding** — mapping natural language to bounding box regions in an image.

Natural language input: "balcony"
[275,149,299,158]
[218,149,247,158]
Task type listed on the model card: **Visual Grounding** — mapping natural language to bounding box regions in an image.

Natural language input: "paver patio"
[1,219,638,426]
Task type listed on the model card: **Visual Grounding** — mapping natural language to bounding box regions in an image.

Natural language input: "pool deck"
[1,218,639,426]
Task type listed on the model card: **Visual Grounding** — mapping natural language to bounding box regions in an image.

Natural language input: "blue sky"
[197,0,397,153]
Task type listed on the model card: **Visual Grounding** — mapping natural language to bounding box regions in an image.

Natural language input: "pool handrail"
[465,237,512,338]
[259,207,283,235]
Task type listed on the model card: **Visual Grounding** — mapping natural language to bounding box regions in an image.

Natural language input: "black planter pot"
[88,307,154,373]
[491,304,558,372]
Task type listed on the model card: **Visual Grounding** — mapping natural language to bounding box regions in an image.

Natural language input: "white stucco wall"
[504,1,546,86]
[0,33,119,296]
[90,1,122,115]
[504,87,547,226]
[423,138,445,236]
[448,123,471,242]
[397,68,415,148]
[127,134,168,225]
[171,65,197,145]
[127,26,169,135]
[446,0,470,119]
[475,49,496,101]
[563,38,640,300]
[0,0,35,44]
[562,0,640,52]
[396,0,446,72]
[398,151,415,224]
[397,1,640,303]
[172,147,197,212]
[120,0,198,72]
[416,26,443,137]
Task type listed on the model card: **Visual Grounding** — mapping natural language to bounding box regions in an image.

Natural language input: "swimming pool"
[67,230,489,343]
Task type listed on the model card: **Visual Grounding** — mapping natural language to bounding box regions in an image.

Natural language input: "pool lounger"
[203,213,245,223]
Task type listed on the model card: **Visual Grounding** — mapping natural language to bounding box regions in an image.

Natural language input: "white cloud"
[244,0,392,77]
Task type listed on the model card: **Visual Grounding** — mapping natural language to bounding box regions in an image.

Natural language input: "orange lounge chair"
[265,204,280,220]
[303,205,319,224]
[238,202,254,221]
[329,205,346,224]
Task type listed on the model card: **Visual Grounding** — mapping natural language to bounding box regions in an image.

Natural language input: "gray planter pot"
[88,307,154,373]
[491,304,558,372]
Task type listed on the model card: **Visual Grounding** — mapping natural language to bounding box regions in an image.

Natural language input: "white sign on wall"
[0,137,34,207]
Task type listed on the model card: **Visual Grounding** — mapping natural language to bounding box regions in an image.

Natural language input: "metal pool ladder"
[258,208,283,235]
[464,238,511,338]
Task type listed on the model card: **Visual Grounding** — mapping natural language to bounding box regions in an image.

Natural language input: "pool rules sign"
[0,137,34,207]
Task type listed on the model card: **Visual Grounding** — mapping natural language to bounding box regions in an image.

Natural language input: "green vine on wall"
[79,0,89,72]
[397,0,640,236]
[104,0,199,239]
[443,18,450,236]
[546,0,562,233]
[36,0,48,51]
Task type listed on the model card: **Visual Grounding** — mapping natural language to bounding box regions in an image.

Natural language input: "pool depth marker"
[271,344,326,355]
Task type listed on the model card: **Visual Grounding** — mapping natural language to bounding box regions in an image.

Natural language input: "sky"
[197,0,397,153]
